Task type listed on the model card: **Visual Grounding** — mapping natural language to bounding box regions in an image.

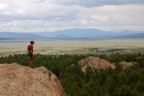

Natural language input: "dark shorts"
[28,53,33,60]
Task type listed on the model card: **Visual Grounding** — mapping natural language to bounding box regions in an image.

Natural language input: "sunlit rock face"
[0,63,66,96]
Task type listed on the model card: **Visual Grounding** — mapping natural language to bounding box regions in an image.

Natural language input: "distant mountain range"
[35,29,119,39]
[0,32,46,39]
[114,32,144,38]
[0,28,144,39]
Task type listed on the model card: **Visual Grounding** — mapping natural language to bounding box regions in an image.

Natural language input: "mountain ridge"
[35,28,119,39]
[0,29,144,39]
[0,32,46,39]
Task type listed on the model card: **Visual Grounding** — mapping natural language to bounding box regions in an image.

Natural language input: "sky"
[0,0,144,32]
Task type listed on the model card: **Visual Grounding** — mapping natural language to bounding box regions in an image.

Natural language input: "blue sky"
[0,0,144,32]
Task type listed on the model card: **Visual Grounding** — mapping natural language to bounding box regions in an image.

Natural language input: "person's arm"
[30,50,33,55]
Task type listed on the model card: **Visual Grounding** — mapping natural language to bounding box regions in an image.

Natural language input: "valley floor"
[0,38,144,56]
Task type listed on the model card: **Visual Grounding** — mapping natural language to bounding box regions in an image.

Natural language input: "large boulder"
[0,63,66,96]
[78,56,116,72]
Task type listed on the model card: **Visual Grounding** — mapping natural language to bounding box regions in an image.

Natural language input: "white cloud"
[0,0,144,32]
[0,3,8,10]
[54,0,144,7]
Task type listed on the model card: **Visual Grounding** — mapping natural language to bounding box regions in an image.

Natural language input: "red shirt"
[28,44,33,52]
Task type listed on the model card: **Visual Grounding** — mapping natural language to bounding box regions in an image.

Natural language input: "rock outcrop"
[119,61,136,69]
[78,56,116,72]
[0,63,66,96]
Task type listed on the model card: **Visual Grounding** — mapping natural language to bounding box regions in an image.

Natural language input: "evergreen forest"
[0,53,144,96]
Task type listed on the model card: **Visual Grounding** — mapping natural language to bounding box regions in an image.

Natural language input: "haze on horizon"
[0,0,144,33]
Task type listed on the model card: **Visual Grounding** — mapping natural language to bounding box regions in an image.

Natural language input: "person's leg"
[30,55,34,68]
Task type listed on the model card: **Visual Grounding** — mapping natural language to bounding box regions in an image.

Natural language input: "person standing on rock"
[28,41,35,68]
